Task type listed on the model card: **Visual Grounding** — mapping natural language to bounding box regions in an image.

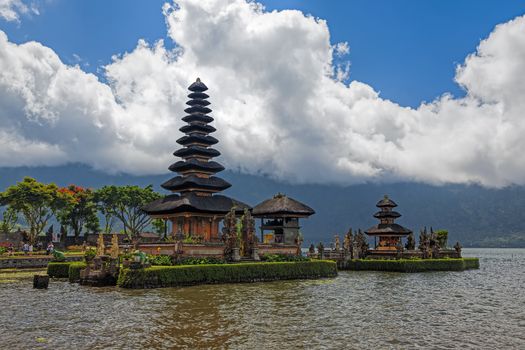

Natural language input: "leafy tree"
[95,185,160,242]
[1,177,70,245]
[57,185,99,243]
[0,206,19,235]
[152,219,168,238]
[94,186,118,234]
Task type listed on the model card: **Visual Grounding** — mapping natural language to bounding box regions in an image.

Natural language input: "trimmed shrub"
[464,257,480,269]
[117,260,337,289]
[341,258,480,272]
[175,257,226,265]
[149,254,173,266]
[47,262,72,278]
[260,254,309,262]
[68,262,87,283]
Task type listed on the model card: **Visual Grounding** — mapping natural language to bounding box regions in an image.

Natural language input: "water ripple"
[0,248,523,349]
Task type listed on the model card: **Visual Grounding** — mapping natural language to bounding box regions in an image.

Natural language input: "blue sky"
[1,0,525,186]
[2,0,524,107]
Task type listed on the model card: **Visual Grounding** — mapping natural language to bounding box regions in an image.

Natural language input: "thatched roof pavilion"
[252,193,314,244]
[252,193,315,218]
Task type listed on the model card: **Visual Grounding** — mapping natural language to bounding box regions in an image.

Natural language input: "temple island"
[138,78,312,261]
[36,78,477,289]
[307,194,479,272]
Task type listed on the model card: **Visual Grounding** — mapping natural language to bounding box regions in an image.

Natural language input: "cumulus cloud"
[0,0,524,187]
[0,0,38,22]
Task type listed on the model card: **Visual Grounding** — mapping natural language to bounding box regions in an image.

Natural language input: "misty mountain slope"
[0,164,524,247]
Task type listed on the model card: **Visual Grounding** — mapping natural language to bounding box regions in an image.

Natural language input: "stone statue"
[295,232,303,256]
[344,228,354,259]
[405,232,416,250]
[241,208,259,260]
[308,243,315,256]
[334,235,340,252]
[418,228,430,259]
[432,243,440,259]
[429,227,437,248]
[110,234,119,259]
[396,239,404,259]
[317,242,325,259]
[355,229,369,259]
[223,208,240,261]
[454,241,462,258]
[96,232,105,257]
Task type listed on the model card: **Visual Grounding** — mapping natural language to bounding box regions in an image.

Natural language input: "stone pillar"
[251,247,260,261]
[183,217,190,236]
[211,219,219,239]
[231,247,241,262]
[33,275,49,289]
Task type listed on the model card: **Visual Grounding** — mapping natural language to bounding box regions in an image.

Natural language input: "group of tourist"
[1,241,55,256]
[21,242,33,255]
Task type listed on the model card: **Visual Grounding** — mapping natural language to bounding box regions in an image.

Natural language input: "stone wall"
[138,242,299,258]
[258,244,298,256]
[138,243,225,257]
[0,256,82,269]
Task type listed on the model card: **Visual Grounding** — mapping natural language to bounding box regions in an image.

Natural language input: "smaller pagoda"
[252,193,315,245]
[365,195,411,252]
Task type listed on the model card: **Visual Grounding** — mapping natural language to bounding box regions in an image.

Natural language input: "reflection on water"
[1,249,524,349]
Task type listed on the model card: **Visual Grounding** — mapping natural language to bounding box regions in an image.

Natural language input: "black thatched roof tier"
[365,224,412,236]
[252,193,315,218]
[182,114,214,124]
[179,124,216,134]
[177,134,218,146]
[145,78,237,220]
[188,78,208,92]
[376,195,397,208]
[188,92,209,100]
[143,193,250,215]
[173,146,220,159]
[184,105,212,114]
[186,99,210,106]
[161,175,231,192]
[373,211,401,219]
[168,159,225,173]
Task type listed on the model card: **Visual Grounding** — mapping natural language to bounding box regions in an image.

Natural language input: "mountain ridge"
[0,164,523,247]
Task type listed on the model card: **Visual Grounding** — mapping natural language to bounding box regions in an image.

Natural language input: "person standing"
[46,242,54,255]
[22,242,29,255]
[7,243,14,256]
[28,244,33,256]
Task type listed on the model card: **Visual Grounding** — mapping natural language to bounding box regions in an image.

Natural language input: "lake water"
[1,248,524,349]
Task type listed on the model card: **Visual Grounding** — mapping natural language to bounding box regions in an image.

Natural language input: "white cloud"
[0,0,524,188]
[334,42,349,57]
[0,0,38,22]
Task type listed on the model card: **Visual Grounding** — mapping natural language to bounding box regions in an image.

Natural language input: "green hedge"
[117,260,337,289]
[341,258,480,272]
[463,257,480,269]
[47,262,72,278]
[68,262,87,283]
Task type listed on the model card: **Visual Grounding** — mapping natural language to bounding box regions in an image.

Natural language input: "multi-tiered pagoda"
[143,78,249,242]
[365,195,411,252]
